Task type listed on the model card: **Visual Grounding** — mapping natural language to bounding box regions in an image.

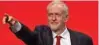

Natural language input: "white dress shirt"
[52,28,71,45]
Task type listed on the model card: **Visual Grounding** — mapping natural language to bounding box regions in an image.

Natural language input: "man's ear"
[64,15,69,22]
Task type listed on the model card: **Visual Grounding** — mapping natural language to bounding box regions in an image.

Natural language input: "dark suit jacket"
[10,24,93,45]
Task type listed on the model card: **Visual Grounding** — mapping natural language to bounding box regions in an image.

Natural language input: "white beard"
[49,23,60,31]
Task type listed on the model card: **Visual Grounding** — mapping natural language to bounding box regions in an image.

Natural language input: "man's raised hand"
[3,13,17,26]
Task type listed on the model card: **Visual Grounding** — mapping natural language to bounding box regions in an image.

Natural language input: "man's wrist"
[10,22,22,33]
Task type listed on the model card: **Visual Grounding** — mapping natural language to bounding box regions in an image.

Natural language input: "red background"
[0,1,98,45]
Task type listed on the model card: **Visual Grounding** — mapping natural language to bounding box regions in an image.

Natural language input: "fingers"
[3,16,6,24]
[3,13,8,24]
[5,13,12,23]
[8,18,16,25]
[3,13,17,25]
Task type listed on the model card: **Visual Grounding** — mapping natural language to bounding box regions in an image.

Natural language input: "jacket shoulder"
[68,28,93,45]
[34,25,51,32]
[68,28,92,40]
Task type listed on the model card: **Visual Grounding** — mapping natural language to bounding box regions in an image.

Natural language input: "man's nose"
[52,15,56,21]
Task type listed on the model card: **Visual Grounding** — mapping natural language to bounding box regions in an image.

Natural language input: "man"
[3,1,93,45]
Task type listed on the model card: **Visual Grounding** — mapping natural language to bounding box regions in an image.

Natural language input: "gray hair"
[47,0,68,17]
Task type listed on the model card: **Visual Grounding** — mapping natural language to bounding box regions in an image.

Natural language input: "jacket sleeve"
[86,37,93,45]
[9,23,38,45]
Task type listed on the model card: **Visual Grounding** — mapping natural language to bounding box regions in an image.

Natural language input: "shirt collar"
[52,27,69,39]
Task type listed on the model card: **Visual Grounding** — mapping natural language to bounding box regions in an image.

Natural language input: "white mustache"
[51,22,58,24]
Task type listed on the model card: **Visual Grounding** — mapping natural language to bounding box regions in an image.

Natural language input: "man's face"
[47,5,66,31]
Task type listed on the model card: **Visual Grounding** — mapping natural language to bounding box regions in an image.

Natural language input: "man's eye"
[48,13,53,16]
[55,13,61,16]
[55,13,59,15]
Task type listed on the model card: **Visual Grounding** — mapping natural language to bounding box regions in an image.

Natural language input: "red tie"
[56,36,62,45]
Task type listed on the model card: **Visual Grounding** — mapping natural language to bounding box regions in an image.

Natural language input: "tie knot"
[56,36,62,38]
[56,36,62,45]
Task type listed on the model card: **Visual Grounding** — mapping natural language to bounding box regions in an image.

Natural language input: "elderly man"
[3,1,93,45]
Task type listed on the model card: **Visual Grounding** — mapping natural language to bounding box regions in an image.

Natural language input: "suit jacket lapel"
[43,26,53,45]
[68,28,79,45]
[45,29,53,45]
[47,28,79,45]
[45,27,80,45]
